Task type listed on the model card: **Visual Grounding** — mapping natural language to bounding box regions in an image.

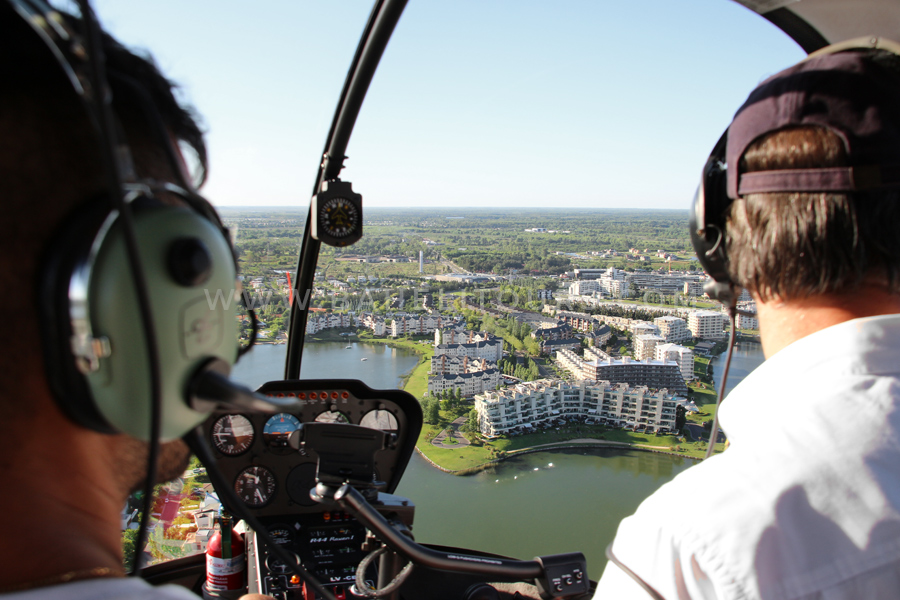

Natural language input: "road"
[440,258,471,275]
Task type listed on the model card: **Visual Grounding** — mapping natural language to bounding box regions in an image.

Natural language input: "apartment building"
[737,312,759,330]
[430,355,495,376]
[358,312,386,336]
[631,322,660,339]
[390,314,448,337]
[434,338,504,362]
[634,334,665,361]
[568,280,601,296]
[428,368,501,398]
[556,311,600,333]
[687,310,726,340]
[654,316,691,343]
[475,379,685,437]
[654,343,694,381]
[437,329,496,345]
[556,347,688,395]
[305,312,357,334]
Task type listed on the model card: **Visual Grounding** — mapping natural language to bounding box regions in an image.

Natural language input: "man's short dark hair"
[725,125,900,302]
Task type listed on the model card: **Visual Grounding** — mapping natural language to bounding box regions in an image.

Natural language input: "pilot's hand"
[239,595,277,600]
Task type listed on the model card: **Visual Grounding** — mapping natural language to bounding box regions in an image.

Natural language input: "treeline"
[562,301,678,323]
[498,355,541,381]
[447,249,571,275]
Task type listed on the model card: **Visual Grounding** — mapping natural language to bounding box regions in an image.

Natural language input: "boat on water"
[361,357,368,361]
[345,345,352,349]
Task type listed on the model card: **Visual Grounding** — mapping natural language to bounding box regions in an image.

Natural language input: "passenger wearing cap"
[593,45,900,599]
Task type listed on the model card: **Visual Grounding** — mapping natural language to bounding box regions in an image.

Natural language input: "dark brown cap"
[727,39,900,198]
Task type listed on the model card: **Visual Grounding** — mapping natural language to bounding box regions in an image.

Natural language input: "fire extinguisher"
[204,508,246,598]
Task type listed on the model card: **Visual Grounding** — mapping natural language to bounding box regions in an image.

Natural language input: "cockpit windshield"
[98,0,805,577]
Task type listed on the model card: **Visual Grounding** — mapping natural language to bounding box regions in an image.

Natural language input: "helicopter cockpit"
[6,0,900,599]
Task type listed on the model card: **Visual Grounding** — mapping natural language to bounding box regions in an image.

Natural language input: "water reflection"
[396,447,694,577]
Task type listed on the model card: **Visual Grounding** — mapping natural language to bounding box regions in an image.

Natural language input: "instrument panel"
[204,379,422,517]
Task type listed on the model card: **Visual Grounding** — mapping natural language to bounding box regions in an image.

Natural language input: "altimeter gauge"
[235,465,277,508]
[310,179,363,247]
[211,414,254,456]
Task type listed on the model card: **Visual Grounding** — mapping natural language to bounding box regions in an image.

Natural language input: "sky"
[87,0,807,210]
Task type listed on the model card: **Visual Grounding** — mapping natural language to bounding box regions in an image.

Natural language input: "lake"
[231,339,763,578]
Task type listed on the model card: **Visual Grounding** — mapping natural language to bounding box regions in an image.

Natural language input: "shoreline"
[417,439,702,476]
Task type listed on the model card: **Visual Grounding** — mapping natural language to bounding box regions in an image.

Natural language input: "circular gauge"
[319,196,360,239]
[266,551,301,575]
[315,410,350,424]
[234,466,276,508]
[360,410,399,433]
[286,463,318,507]
[267,524,295,546]
[264,413,301,453]
[211,415,254,456]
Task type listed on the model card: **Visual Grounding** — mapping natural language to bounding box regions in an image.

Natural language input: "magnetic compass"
[311,179,363,247]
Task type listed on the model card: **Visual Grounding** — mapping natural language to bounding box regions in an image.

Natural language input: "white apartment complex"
[688,310,726,340]
[557,347,689,395]
[654,343,694,381]
[635,334,664,361]
[434,338,504,362]
[428,368,501,398]
[390,314,449,337]
[475,379,685,437]
[430,355,495,376]
[436,329,496,345]
[305,312,357,334]
[654,316,691,343]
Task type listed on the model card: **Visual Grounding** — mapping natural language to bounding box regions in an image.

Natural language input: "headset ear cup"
[39,200,119,433]
[690,131,738,304]
[85,205,239,441]
[40,201,239,440]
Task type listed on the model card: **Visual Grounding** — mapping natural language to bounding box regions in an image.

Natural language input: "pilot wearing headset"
[594,43,900,599]
[0,7,272,600]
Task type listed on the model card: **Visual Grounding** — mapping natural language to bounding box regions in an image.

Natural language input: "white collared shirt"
[594,314,900,599]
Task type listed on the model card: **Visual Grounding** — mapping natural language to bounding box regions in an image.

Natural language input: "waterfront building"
[359,312,386,336]
[474,379,685,437]
[654,316,691,343]
[430,355,495,376]
[305,311,358,335]
[556,347,688,395]
[434,338,504,362]
[635,334,665,361]
[737,312,759,330]
[428,368,501,398]
[390,313,447,337]
[688,310,726,340]
[654,343,694,381]
[437,329,497,346]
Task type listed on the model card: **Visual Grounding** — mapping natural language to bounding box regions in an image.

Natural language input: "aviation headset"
[689,36,900,308]
[8,0,242,441]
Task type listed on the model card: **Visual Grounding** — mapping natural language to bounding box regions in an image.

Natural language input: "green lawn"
[415,419,724,471]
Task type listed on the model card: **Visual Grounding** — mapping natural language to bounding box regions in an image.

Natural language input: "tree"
[675,404,686,430]
[122,528,140,572]
[422,398,441,425]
